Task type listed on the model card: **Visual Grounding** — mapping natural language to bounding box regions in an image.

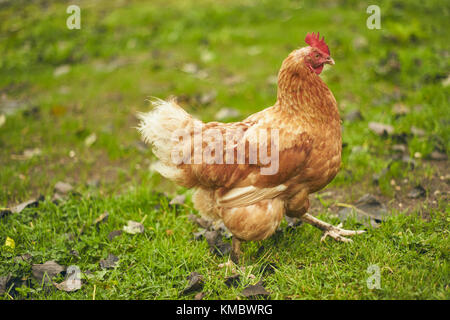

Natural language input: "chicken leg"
[300,213,365,242]
[230,237,242,264]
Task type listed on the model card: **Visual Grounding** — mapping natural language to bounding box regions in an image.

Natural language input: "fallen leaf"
[392,103,409,116]
[198,90,217,105]
[224,274,240,288]
[108,230,123,241]
[353,35,368,50]
[188,214,212,229]
[53,65,71,77]
[11,196,43,214]
[99,254,119,269]
[410,126,426,137]
[94,211,109,225]
[0,114,5,128]
[32,261,65,283]
[441,74,450,87]
[11,148,42,160]
[54,181,73,195]
[123,220,144,234]
[205,231,231,256]
[194,292,206,300]
[429,151,447,161]
[0,275,11,295]
[391,144,407,153]
[169,194,186,206]
[241,282,270,299]
[165,229,174,236]
[223,75,244,85]
[344,109,363,122]
[54,278,82,292]
[4,237,15,249]
[14,253,32,263]
[1,196,43,219]
[69,250,80,258]
[368,122,394,136]
[180,272,204,296]
[181,63,199,74]
[84,133,97,147]
[408,185,426,199]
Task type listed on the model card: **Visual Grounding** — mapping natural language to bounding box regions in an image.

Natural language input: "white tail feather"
[137,98,198,181]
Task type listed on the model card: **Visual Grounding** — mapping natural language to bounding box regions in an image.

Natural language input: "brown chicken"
[138,32,364,262]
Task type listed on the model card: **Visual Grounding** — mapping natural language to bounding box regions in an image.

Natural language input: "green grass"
[0,0,449,299]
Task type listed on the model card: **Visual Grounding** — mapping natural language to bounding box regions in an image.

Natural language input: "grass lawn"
[0,0,449,299]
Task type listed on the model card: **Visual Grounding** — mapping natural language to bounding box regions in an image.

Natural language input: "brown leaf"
[241,282,270,299]
[224,274,241,288]
[94,211,109,225]
[0,275,11,295]
[14,253,32,263]
[408,185,426,199]
[369,122,394,136]
[429,151,447,161]
[32,261,65,283]
[108,230,123,241]
[1,196,44,218]
[99,254,119,269]
[54,181,73,195]
[392,103,409,116]
[169,194,186,206]
[123,220,144,234]
[194,292,206,300]
[205,231,231,256]
[344,109,363,122]
[188,214,212,230]
[180,272,204,296]
[410,126,426,137]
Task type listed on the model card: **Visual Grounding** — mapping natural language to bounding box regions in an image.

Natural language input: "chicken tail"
[137,98,199,184]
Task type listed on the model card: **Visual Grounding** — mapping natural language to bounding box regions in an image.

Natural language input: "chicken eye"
[315,54,320,58]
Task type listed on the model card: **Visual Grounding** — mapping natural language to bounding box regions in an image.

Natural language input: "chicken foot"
[300,213,365,242]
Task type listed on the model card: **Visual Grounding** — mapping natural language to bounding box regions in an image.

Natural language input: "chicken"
[138,32,364,262]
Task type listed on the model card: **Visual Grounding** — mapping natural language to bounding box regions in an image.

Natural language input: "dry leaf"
[32,261,65,283]
[99,253,119,269]
[241,282,270,298]
[369,122,394,136]
[123,220,144,234]
[54,181,73,195]
[4,237,15,249]
[94,211,109,225]
[84,133,97,147]
[180,272,204,296]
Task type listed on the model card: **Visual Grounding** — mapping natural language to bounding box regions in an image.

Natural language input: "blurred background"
[0,0,448,206]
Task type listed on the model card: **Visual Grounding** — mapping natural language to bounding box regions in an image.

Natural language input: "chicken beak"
[326,56,335,65]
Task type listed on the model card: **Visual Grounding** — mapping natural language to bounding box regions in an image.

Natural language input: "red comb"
[305,32,330,55]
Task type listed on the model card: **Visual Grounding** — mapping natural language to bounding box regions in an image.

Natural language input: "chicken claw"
[300,213,365,243]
